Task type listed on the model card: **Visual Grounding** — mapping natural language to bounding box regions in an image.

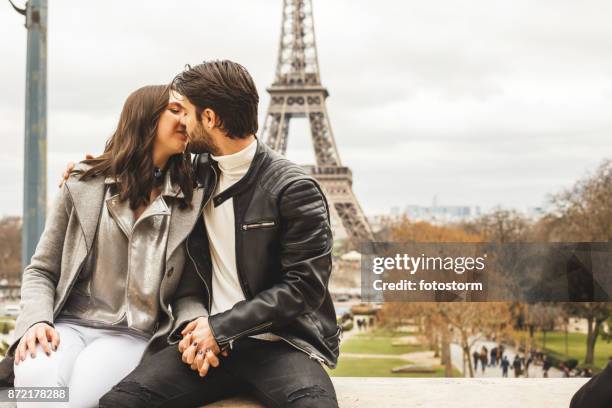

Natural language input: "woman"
[5,85,208,407]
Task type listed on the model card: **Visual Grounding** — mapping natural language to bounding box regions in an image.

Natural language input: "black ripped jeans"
[99,337,338,408]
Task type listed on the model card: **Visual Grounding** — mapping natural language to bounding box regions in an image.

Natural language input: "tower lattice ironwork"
[261,0,374,245]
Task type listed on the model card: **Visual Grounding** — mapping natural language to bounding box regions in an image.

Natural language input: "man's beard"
[187,121,221,155]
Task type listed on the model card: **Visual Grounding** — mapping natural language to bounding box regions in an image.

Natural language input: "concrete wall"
[206,377,588,407]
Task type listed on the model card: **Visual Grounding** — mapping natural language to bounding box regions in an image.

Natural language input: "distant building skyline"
[366,200,548,231]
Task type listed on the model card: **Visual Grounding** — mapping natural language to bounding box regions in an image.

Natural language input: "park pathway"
[450,338,564,378]
[341,326,566,378]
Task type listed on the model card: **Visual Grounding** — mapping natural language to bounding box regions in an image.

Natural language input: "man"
[512,355,522,378]
[570,360,612,408]
[489,346,497,367]
[99,60,341,407]
[500,355,510,377]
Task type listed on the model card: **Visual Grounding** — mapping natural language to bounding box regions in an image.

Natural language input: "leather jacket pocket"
[241,220,277,231]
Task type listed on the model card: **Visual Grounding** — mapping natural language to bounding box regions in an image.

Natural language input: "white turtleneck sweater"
[204,139,280,341]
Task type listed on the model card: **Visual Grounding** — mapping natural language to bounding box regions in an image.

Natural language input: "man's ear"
[202,108,217,129]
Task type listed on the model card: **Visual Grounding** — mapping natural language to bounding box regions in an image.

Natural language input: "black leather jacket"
[185,139,341,368]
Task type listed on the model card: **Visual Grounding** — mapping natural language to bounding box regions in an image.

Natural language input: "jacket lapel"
[65,165,204,263]
[64,174,106,251]
[166,187,205,262]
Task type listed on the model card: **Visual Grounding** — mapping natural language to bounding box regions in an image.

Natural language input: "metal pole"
[19,0,48,268]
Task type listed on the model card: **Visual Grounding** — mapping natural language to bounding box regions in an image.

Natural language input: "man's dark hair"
[172,60,259,139]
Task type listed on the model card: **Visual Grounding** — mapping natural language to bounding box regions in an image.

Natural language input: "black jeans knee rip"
[287,384,335,403]
[99,381,155,407]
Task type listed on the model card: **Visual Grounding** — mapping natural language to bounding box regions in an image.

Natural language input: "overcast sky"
[1,0,611,217]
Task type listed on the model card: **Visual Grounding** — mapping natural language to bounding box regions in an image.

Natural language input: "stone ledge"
[206,377,589,408]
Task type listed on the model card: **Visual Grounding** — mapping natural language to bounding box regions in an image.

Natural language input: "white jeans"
[13,322,148,408]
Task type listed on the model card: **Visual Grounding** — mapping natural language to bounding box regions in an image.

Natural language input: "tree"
[564,302,610,365]
[462,208,531,243]
[0,217,21,282]
[525,303,562,351]
[543,160,612,365]
[390,216,483,244]
[545,159,612,242]
[437,302,511,377]
[383,218,514,377]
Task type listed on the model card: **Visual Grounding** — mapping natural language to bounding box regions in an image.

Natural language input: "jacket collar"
[104,170,185,199]
[65,162,202,262]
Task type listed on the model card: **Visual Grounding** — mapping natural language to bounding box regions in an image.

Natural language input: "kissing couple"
[0,60,341,407]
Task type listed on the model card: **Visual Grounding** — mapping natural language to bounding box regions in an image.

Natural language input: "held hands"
[178,317,228,378]
[14,322,60,365]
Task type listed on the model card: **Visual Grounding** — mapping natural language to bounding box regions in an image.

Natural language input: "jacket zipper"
[186,236,211,312]
[276,334,327,365]
[221,321,328,366]
[186,166,218,313]
[241,221,276,230]
[225,321,274,350]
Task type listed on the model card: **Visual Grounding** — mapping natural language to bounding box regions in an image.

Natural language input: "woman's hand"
[14,322,60,365]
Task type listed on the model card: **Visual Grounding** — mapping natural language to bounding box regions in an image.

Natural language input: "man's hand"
[58,162,75,188]
[14,322,60,365]
[178,317,227,377]
[58,154,94,188]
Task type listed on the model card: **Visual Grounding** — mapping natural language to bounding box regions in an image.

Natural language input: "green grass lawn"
[327,356,461,377]
[536,331,612,369]
[330,328,460,377]
[340,329,427,355]
[351,328,412,338]
[0,318,15,336]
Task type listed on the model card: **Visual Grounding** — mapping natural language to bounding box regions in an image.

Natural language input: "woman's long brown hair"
[79,84,193,210]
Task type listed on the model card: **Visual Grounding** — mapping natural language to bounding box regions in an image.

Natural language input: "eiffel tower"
[261,0,374,246]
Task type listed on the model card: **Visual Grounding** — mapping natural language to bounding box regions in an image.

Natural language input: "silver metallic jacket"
[61,173,179,336]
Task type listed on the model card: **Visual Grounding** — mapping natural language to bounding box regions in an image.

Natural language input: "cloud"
[0,0,611,217]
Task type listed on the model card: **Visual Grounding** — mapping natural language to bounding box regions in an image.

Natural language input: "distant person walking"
[512,355,522,378]
[490,347,498,367]
[560,362,571,378]
[542,355,552,378]
[473,351,480,372]
[500,356,510,377]
[480,346,488,373]
[524,353,533,378]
